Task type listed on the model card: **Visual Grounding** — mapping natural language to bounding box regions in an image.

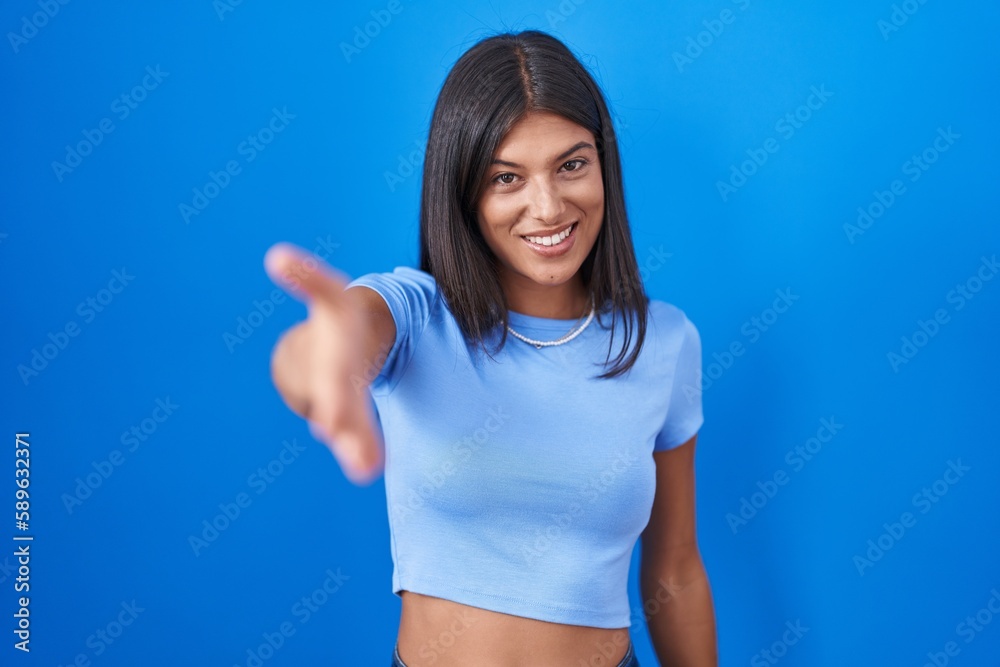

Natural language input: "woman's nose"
[526,179,566,224]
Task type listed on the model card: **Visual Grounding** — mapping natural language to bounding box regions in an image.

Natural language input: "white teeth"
[525,223,574,247]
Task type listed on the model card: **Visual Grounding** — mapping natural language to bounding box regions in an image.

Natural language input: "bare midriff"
[396,590,632,667]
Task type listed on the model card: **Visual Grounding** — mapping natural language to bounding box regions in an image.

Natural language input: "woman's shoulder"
[642,299,701,371]
[646,297,696,333]
[347,266,444,324]
[350,266,439,296]
[378,265,437,286]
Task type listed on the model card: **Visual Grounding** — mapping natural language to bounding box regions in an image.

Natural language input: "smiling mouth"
[520,221,577,247]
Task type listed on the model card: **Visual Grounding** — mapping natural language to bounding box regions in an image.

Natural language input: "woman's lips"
[520,221,577,257]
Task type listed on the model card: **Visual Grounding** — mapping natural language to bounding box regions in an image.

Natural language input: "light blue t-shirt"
[346,266,704,628]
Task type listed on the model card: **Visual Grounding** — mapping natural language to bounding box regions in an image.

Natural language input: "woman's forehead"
[495,112,596,155]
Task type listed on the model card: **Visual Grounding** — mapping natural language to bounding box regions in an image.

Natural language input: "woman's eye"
[562,159,586,172]
[494,173,516,185]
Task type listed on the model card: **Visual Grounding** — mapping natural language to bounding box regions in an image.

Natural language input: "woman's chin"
[517,266,581,288]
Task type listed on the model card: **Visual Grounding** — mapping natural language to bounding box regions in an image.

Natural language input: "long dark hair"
[418,30,648,379]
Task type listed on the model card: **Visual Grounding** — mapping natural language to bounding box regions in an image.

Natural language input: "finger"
[263,242,350,308]
[308,419,332,445]
[308,419,362,476]
[332,429,384,486]
[346,401,385,475]
[310,396,384,484]
[311,418,382,484]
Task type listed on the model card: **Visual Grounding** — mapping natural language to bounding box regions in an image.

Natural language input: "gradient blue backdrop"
[3,1,999,665]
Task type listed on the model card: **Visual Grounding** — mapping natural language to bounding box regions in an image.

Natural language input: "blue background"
[3,1,999,665]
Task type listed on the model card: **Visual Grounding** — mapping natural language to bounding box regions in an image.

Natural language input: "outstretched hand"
[264,242,384,485]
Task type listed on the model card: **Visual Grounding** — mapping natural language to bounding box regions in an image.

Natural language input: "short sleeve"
[653,314,704,451]
[346,267,437,395]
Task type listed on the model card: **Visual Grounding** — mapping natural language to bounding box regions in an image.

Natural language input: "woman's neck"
[501,273,590,319]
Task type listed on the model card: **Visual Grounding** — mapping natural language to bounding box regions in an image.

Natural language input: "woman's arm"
[270,287,395,419]
[265,243,396,483]
[639,434,718,666]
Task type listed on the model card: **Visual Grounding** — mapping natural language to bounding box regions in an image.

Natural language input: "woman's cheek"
[566,173,601,206]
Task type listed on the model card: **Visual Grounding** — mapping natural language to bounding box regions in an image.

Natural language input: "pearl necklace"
[506,295,596,349]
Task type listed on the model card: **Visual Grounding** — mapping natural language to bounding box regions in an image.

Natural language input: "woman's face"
[475,111,604,293]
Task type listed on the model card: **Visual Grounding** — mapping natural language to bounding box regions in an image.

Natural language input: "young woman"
[265,30,717,667]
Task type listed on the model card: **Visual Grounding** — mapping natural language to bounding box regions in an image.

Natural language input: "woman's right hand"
[264,242,388,485]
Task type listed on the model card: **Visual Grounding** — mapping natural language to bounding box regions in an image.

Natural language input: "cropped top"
[346,267,704,628]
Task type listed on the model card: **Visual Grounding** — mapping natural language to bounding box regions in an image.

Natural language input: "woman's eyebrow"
[491,141,596,168]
